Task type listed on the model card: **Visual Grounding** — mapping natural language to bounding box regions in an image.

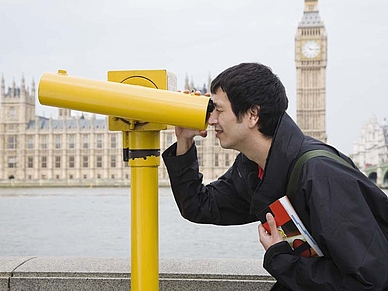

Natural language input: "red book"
[258,196,323,258]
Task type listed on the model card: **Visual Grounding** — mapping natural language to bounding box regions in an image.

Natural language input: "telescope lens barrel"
[38,72,212,130]
[206,99,214,122]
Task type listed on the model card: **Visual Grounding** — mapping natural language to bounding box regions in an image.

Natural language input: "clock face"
[302,41,320,58]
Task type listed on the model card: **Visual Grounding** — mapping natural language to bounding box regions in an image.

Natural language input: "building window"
[55,135,61,149]
[225,153,230,167]
[56,175,60,179]
[83,156,88,168]
[167,133,173,145]
[69,135,75,149]
[198,155,203,167]
[111,174,115,179]
[195,137,202,146]
[27,136,34,149]
[97,174,101,179]
[41,156,47,168]
[83,174,87,179]
[96,156,102,168]
[215,153,219,167]
[111,136,116,148]
[111,155,116,168]
[83,134,89,149]
[69,174,73,179]
[214,138,219,146]
[69,156,75,168]
[55,156,61,168]
[7,136,17,149]
[8,156,16,168]
[28,175,32,179]
[8,107,16,119]
[27,156,34,168]
[96,134,103,148]
[41,135,47,149]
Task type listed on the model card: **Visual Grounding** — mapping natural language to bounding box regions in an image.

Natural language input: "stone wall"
[0,257,275,291]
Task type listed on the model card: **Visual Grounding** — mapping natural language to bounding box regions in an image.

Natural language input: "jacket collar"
[250,112,305,215]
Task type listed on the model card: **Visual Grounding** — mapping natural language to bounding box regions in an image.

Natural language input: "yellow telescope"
[38,70,213,129]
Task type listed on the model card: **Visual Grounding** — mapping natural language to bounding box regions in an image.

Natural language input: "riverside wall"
[0,257,275,291]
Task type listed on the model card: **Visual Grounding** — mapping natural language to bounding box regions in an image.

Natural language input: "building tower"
[0,75,36,180]
[0,75,36,125]
[295,0,328,142]
[58,108,71,119]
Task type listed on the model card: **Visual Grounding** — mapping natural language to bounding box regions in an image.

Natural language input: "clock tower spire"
[304,0,319,12]
[295,0,328,142]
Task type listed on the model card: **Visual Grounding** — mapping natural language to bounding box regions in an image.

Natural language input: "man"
[162,62,388,290]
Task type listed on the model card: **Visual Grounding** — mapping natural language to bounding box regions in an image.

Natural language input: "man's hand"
[175,90,209,156]
[258,213,284,250]
[175,126,207,156]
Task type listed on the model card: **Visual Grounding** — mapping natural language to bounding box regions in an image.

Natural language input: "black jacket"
[162,112,388,290]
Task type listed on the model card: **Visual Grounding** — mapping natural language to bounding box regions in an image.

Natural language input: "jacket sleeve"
[264,157,388,291]
[162,142,258,225]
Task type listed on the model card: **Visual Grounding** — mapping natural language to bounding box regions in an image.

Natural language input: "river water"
[0,187,262,259]
[1,187,386,260]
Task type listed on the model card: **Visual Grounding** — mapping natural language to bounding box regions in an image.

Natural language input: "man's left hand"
[258,213,284,250]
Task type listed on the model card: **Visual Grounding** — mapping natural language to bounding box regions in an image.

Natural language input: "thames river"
[1,187,387,260]
[0,187,263,259]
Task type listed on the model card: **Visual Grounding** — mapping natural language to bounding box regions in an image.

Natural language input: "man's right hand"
[174,90,209,156]
[175,126,207,156]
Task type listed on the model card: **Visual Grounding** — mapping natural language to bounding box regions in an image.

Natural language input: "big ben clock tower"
[295,0,327,142]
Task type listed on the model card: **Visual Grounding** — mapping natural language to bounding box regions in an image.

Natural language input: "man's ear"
[248,105,259,128]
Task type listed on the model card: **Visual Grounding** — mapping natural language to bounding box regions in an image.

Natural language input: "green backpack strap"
[286,150,353,199]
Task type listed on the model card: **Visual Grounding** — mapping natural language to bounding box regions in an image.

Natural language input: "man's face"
[208,88,250,151]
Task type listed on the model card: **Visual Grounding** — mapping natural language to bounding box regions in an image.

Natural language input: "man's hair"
[210,62,288,137]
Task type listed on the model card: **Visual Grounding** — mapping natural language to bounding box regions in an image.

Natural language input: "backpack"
[286,150,353,197]
[286,149,388,241]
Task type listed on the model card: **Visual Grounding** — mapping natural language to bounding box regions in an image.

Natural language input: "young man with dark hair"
[162,62,388,290]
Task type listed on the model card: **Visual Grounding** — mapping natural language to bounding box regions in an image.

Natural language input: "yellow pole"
[128,131,160,291]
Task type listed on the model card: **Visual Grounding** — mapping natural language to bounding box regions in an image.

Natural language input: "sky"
[1,0,387,155]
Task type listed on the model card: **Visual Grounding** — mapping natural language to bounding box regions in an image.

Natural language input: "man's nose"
[208,111,217,125]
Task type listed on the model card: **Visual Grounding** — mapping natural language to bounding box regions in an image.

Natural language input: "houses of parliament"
[0,0,328,187]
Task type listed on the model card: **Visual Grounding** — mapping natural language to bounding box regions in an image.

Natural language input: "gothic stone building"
[352,116,388,187]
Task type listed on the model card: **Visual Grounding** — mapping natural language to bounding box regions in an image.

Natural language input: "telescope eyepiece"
[205,99,214,122]
[207,99,214,114]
